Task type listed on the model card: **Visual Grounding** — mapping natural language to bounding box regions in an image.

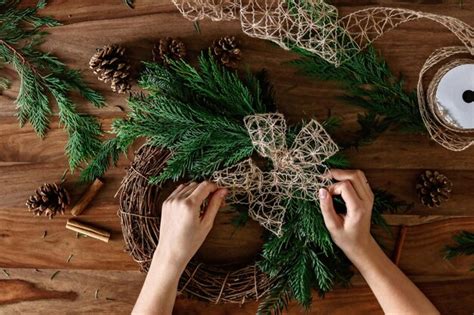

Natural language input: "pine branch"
[82,53,271,181]
[0,0,105,170]
[444,231,474,260]
[258,198,352,311]
[257,277,292,315]
[291,45,426,141]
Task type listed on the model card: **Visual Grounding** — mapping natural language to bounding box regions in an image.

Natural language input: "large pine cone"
[152,37,186,65]
[416,170,452,207]
[211,36,241,69]
[26,183,70,219]
[89,45,132,93]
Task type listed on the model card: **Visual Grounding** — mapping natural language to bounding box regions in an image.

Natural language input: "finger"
[201,188,228,225]
[328,180,362,211]
[318,188,342,231]
[180,182,199,198]
[166,183,186,200]
[329,169,372,203]
[189,181,219,204]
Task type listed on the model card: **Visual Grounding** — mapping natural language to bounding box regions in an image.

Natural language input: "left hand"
[156,181,228,269]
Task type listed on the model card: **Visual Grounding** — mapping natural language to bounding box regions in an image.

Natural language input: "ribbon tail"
[248,191,286,237]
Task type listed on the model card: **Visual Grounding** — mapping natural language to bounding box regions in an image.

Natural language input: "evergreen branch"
[80,138,121,182]
[0,1,105,171]
[291,45,426,142]
[82,54,272,181]
[444,231,474,260]
[257,277,292,315]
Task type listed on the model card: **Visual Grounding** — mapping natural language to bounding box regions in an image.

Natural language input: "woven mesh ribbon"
[212,113,338,236]
[173,0,474,151]
[172,0,473,66]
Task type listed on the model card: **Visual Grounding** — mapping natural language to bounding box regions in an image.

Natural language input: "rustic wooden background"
[1,0,473,314]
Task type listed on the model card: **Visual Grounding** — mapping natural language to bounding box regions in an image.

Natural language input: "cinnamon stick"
[66,219,110,243]
[71,178,104,216]
[392,225,408,266]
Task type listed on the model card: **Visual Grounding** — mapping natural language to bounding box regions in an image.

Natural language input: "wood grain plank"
[0,269,473,314]
[0,0,473,314]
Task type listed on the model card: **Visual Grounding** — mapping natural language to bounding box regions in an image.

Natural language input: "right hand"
[318,169,375,258]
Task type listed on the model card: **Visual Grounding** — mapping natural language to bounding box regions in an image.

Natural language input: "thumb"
[202,188,228,225]
[319,188,342,232]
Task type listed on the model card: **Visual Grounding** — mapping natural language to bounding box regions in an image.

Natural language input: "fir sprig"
[0,0,105,170]
[257,187,405,314]
[444,231,474,260]
[81,53,270,182]
[258,198,353,314]
[291,45,426,140]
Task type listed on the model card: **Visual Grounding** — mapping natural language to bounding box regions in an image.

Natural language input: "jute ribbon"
[212,113,338,236]
[172,0,474,66]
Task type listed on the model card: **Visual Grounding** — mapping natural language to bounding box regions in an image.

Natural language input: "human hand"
[318,169,375,259]
[155,181,228,270]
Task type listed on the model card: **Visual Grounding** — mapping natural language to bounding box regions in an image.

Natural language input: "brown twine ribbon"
[212,113,338,237]
[172,0,473,67]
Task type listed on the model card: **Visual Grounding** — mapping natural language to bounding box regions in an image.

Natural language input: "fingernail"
[319,188,327,199]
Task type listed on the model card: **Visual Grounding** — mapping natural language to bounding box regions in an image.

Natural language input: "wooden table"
[1,0,473,313]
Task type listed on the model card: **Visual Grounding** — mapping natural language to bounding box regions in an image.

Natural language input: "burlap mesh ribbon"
[172,0,473,66]
[212,113,338,236]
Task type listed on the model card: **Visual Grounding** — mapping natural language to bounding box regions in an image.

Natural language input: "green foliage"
[81,53,271,182]
[257,187,407,314]
[444,231,474,260]
[291,45,426,141]
[258,198,353,314]
[0,0,105,170]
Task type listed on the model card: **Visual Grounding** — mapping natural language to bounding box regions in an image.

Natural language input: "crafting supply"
[66,219,110,243]
[26,183,70,219]
[212,113,337,236]
[172,0,473,66]
[71,178,104,216]
[392,225,408,266]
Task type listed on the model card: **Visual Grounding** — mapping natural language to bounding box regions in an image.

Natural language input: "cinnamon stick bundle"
[66,219,110,243]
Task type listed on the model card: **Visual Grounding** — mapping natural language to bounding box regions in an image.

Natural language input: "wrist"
[342,235,379,264]
[152,245,188,275]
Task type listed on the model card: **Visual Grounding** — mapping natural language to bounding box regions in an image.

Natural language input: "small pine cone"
[26,183,70,219]
[416,170,453,207]
[152,37,186,65]
[211,36,241,69]
[89,45,132,93]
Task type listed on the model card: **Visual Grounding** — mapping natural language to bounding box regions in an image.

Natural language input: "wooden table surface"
[1,0,474,314]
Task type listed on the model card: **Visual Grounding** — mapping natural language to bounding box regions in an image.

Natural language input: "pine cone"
[152,37,186,65]
[89,45,132,93]
[416,170,453,207]
[26,183,70,219]
[211,36,241,69]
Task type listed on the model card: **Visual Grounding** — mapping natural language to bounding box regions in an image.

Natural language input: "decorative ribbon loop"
[212,113,338,236]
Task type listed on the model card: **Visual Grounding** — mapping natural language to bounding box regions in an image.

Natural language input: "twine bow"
[212,113,338,236]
